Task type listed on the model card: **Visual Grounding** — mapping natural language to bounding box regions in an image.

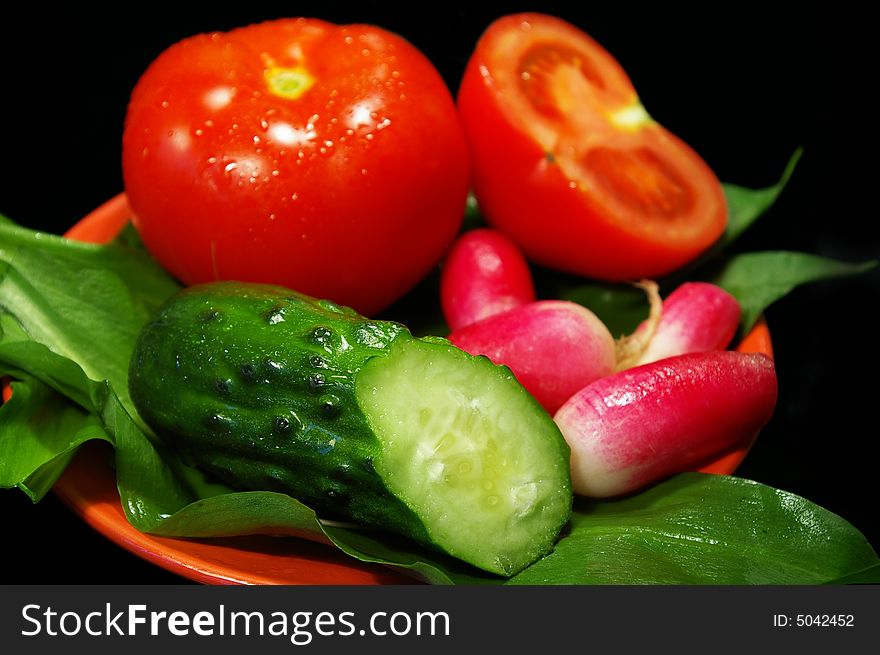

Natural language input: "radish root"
[614,279,662,371]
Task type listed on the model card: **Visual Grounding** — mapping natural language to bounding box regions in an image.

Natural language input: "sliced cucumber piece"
[131,282,572,577]
[357,338,572,576]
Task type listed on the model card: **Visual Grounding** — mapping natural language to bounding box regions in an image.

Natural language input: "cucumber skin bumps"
[129,282,572,576]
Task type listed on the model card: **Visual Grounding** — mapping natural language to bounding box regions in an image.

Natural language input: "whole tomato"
[123,18,470,315]
[458,14,727,280]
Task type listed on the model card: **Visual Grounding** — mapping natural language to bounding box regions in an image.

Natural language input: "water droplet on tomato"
[204,86,235,111]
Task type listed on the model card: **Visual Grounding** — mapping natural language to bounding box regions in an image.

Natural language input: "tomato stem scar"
[608,102,653,131]
[265,66,315,100]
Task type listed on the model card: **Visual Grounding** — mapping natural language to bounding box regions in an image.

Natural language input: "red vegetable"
[449,300,616,414]
[554,351,778,497]
[122,18,470,315]
[457,13,727,280]
[632,282,741,367]
[441,228,536,331]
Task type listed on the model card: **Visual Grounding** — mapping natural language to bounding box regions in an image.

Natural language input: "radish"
[448,300,616,414]
[554,351,778,497]
[627,282,741,368]
[441,228,536,331]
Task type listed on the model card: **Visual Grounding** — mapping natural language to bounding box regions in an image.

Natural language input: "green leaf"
[508,474,879,585]
[123,471,879,585]
[323,524,499,585]
[0,222,179,418]
[0,313,98,410]
[0,223,210,527]
[664,149,802,285]
[150,491,331,541]
[554,279,650,337]
[824,564,880,585]
[0,374,108,501]
[707,251,877,332]
[721,148,802,246]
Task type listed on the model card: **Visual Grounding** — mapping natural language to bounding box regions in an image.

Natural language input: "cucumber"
[129,282,572,576]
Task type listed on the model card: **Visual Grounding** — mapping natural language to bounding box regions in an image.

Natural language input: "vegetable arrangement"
[1,11,878,584]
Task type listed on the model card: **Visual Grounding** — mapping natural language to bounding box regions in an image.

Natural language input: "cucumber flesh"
[356,338,572,576]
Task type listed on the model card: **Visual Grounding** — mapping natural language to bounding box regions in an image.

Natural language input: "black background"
[1,2,877,584]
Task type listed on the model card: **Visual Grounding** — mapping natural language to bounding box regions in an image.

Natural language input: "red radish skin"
[449,300,616,414]
[554,351,777,497]
[441,228,536,331]
[633,282,741,367]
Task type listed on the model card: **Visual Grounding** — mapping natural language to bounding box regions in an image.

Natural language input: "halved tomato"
[458,13,727,280]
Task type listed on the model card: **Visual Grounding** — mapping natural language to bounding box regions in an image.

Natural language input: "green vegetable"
[128,282,573,576]
[707,251,877,333]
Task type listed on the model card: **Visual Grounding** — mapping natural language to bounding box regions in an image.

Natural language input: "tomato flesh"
[123,18,470,315]
[458,13,726,280]
[585,147,693,217]
[519,44,610,118]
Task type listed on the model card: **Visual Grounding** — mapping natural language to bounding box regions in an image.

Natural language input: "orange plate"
[12,194,773,585]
